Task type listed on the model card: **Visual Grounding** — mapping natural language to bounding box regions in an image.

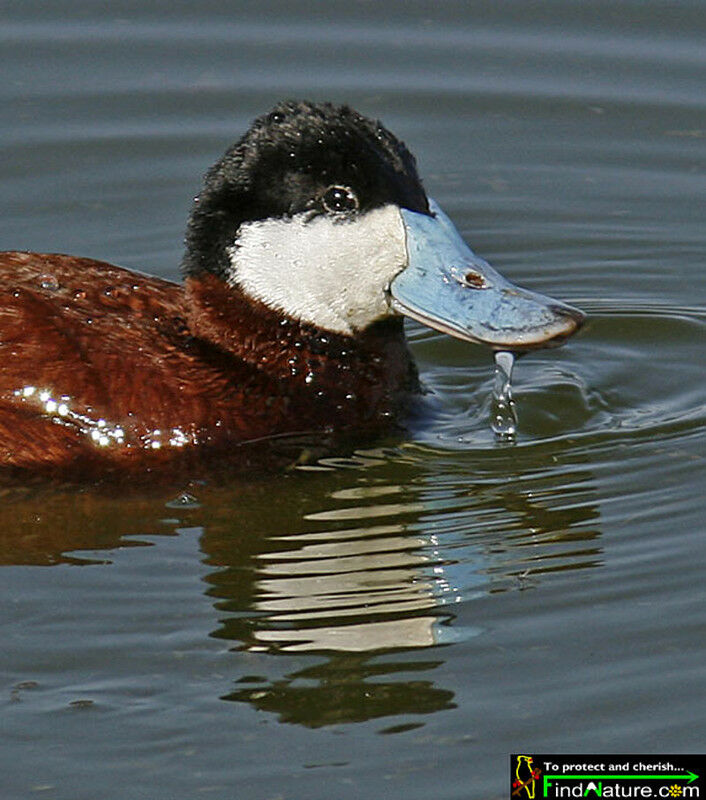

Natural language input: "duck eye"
[321,185,359,214]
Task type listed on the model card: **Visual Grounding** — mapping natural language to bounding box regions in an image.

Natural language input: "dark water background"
[1,2,705,798]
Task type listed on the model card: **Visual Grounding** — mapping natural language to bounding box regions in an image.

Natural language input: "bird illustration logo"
[513,755,541,799]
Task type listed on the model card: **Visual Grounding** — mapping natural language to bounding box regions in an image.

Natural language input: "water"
[491,350,518,439]
[1,2,705,799]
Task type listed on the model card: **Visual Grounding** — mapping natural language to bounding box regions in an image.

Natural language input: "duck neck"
[184,274,418,404]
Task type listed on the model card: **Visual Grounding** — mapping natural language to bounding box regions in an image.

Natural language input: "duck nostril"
[464,270,488,289]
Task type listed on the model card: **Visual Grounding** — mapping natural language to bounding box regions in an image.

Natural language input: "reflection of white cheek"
[228,205,407,335]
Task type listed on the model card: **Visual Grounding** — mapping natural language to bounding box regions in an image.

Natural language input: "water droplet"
[165,492,201,510]
[39,274,59,291]
[73,289,87,300]
[490,351,518,440]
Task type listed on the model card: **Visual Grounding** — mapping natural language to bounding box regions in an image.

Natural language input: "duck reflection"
[0,482,176,565]
[222,653,456,728]
[0,442,601,727]
[215,515,454,653]
[204,448,601,657]
[199,447,601,725]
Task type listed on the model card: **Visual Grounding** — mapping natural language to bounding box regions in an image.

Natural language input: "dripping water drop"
[490,350,518,440]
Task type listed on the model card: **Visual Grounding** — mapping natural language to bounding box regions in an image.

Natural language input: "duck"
[0,100,584,477]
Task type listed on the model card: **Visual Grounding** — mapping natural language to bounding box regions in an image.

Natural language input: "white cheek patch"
[226,204,408,335]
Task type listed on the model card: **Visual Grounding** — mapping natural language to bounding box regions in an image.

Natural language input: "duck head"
[183,101,584,350]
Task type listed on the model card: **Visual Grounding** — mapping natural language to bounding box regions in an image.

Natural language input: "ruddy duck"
[0,101,583,476]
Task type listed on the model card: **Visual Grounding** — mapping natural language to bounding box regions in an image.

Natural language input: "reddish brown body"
[0,252,416,477]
